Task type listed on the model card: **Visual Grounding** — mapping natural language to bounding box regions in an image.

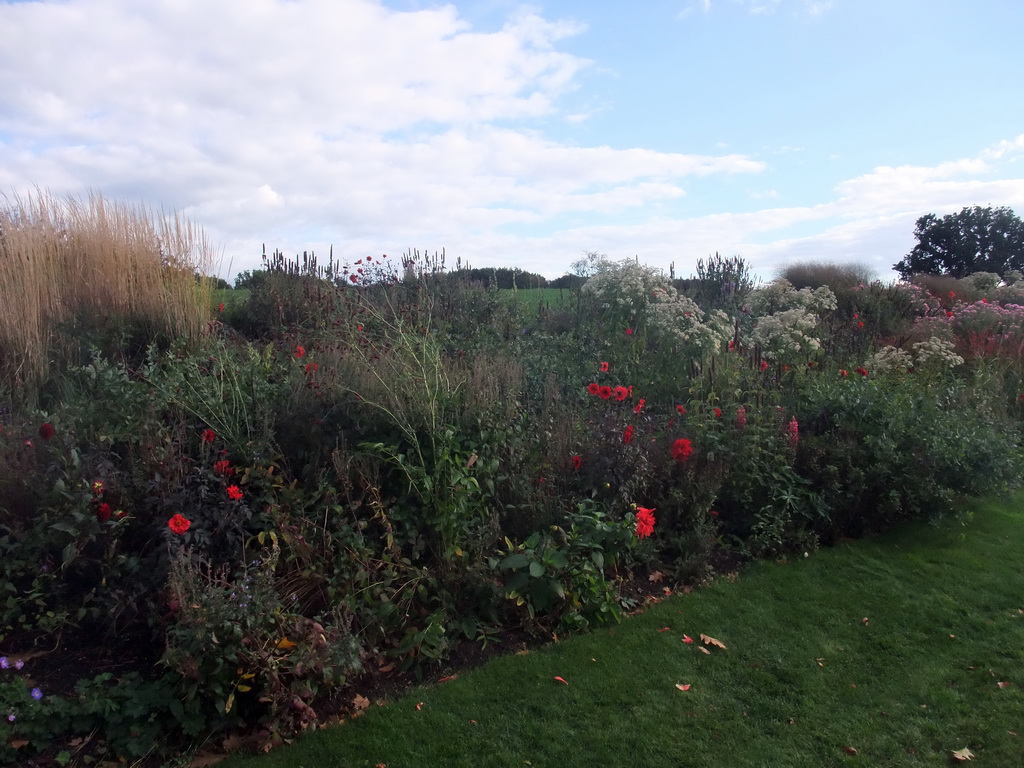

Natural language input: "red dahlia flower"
[38,423,54,441]
[587,382,601,395]
[96,502,112,523]
[676,404,687,415]
[671,438,693,462]
[168,514,191,535]
[571,455,582,470]
[623,425,635,444]
[213,459,233,476]
[600,361,609,372]
[226,485,243,501]
[614,386,629,402]
[598,386,613,400]
[635,506,656,538]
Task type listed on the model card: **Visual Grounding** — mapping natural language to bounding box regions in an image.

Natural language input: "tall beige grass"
[0,190,216,400]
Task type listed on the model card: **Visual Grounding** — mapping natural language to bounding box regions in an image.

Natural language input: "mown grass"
[222,496,1024,768]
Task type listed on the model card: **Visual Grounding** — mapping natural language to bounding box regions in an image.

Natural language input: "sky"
[2,0,1023,283]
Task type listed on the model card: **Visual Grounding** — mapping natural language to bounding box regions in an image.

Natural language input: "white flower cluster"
[866,345,913,374]
[911,336,964,369]
[582,259,673,317]
[583,259,731,354]
[648,297,733,355]
[747,279,837,316]
[749,308,824,358]
[745,280,836,360]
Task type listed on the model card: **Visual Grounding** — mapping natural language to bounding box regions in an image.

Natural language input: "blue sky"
[1,0,1022,282]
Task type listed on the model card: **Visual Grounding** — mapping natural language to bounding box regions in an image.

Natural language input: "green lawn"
[221,497,1024,767]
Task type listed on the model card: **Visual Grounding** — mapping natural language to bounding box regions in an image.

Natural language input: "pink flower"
[787,417,799,450]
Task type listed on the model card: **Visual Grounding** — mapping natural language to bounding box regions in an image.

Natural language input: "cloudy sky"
[2,0,1023,282]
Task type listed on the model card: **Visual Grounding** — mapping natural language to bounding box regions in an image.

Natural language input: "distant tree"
[893,206,1024,279]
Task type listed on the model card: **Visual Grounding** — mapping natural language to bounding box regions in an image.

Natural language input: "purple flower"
[6,714,14,722]
[30,687,42,700]
[14,660,23,670]
[0,657,7,669]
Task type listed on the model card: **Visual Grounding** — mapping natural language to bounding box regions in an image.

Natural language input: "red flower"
[852,313,859,319]
[946,311,954,317]
[357,324,364,332]
[635,506,656,538]
[226,485,243,501]
[571,455,582,470]
[349,274,358,283]
[168,513,191,535]
[367,255,373,261]
[633,398,646,414]
[213,459,233,476]
[839,369,848,377]
[728,339,736,351]
[38,423,54,441]
[676,404,687,415]
[857,321,864,328]
[735,406,747,430]
[787,417,799,449]
[598,386,613,400]
[714,408,722,418]
[295,344,306,358]
[855,367,869,376]
[672,438,693,462]
[623,425,635,444]
[600,361,609,372]
[625,328,634,336]
[949,291,956,299]
[217,302,225,312]
[587,382,601,395]
[200,429,216,444]
[305,362,319,373]
[95,502,112,523]
[759,360,769,371]
[614,386,629,402]
[91,481,104,496]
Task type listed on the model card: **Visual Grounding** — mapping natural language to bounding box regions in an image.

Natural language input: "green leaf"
[500,553,531,571]
[529,561,546,578]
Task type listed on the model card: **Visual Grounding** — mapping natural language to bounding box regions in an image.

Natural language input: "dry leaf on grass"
[675,683,691,691]
[842,746,858,756]
[698,646,711,655]
[657,627,671,633]
[649,570,665,582]
[951,747,974,761]
[700,634,727,650]
[553,676,569,685]
[682,634,693,644]
[352,694,370,712]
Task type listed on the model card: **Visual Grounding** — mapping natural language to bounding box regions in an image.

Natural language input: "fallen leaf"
[949,635,956,639]
[648,571,664,583]
[8,740,28,750]
[470,720,477,724]
[698,646,711,655]
[675,683,691,691]
[997,681,1012,689]
[842,746,858,756]
[861,617,869,625]
[416,702,424,711]
[700,634,727,650]
[276,637,297,650]
[352,694,370,712]
[554,676,569,685]
[682,634,693,644]
[658,627,671,633]
[378,662,395,673]
[951,746,974,761]
[438,675,458,683]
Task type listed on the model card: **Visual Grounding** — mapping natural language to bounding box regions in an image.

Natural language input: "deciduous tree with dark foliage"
[893,205,1024,279]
